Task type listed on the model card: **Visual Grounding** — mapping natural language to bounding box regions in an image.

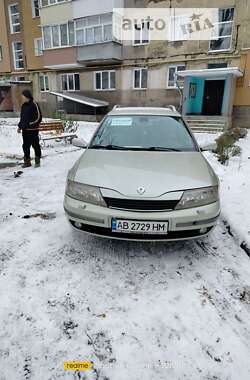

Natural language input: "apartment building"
[0,0,250,128]
[0,0,44,112]
[0,0,11,111]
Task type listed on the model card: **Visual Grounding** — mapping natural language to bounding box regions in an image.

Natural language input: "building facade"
[0,0,250,128]
[0,0,44,112]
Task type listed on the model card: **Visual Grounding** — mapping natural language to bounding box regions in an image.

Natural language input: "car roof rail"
[166,105,177,112]
[112,104,122,110]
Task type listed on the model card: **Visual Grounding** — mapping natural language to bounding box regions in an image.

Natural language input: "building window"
[34,38,43,56]
[39,74,49,92]
[41,0,66,6]
[42,23,73,49]
[167,65,185,88]
[15,76,26,82]
[12,42,24,69]
[209,8,234,52]
[134,21,150,45]
[9,3,21,34]
[75,13,113,46]
[0,46,2,61]
[95,71,115,91]
[207,63,228,69]
[170,14,189,42]
[31,0,40,17]
[133,68,148,90]
[61,73,80,91]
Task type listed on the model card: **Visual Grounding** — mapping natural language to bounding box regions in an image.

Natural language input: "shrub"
[215,129,244,164]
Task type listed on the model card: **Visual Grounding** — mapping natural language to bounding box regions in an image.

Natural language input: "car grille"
[103,197,179,211]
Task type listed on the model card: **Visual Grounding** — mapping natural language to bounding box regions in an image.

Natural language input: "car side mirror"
[200,142,217,152]
[72,138,87,149]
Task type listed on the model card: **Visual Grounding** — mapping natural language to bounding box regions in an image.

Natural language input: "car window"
[89,115,197,151]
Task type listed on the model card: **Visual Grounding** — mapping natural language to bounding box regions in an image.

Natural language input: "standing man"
[17,90,42,168]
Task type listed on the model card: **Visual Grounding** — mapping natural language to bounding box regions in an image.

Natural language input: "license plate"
[111,219,168,234]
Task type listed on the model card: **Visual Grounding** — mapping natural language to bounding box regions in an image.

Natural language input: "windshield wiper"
[146,147,182,152]
[90,145,182,152]
[90,144,129,150]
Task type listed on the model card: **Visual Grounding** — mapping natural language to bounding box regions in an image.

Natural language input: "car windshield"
[89,115,197,151]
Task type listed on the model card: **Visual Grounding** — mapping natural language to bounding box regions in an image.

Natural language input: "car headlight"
[175,186,219,210]
[66,180,106,207]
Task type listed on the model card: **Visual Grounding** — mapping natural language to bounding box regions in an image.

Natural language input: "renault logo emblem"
[137,186,145,195]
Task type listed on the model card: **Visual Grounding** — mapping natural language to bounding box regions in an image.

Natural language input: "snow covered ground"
[203,134,250,249]
[0,119,250,379]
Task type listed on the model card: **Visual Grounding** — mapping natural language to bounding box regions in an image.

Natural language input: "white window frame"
[61,73,80,92]
[133,68,148,90]
[39,74,49,92]
[167,65,185,89]
[8,3,21,34]
[12,42,24,70]
[42,22,70,49]
[208,8,235,53]
[41,0,67,7]
[31,0,40,18]
[74,14,113,46]
[133,21,150,46]
[34,38,43,56]
[94,70,116,91]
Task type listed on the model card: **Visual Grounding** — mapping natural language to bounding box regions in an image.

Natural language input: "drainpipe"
[174,72,184,113]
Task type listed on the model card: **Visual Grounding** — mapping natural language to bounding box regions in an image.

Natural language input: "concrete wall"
[233,106,250,128]
[232,52,250,127]
[234,53,250,106]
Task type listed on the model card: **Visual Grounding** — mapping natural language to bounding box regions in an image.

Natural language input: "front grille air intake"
[104,197,179,211]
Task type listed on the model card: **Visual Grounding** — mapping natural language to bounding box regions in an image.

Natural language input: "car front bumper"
[64,195,220,241]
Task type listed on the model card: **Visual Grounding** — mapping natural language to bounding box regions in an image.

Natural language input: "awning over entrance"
[177,67,243,78]
[179,67,243,118]
[49,91,109,108]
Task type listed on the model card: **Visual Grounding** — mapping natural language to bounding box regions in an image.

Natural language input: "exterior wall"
[4,0,26,73]
[183,77,205,115]
[0,0,11,74]
[21,0,43,71]
[43,48,78,68]
[40,1,73,24]
[72,0,123,18]
[234,53,250,106]
[233,52,250,128]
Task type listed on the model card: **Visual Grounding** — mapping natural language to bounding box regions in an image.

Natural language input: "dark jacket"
[18,99,42,131]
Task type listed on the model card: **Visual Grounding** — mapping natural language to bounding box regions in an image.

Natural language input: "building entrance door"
[202,80,225,115]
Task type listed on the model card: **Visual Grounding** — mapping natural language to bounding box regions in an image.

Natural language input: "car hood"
[72,150,218,198]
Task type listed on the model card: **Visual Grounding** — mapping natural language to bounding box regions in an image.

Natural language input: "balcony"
[77,41,122,66]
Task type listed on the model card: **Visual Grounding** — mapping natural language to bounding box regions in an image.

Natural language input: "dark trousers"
[22,130,41,159]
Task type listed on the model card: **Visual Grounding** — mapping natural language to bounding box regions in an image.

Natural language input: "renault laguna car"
[64,106,220,241]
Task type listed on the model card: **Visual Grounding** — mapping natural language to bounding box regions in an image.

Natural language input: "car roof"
[108,106,181,117]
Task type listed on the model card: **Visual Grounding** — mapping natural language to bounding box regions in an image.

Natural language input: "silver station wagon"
[64,106,220,241]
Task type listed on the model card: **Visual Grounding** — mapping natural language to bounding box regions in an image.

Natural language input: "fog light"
[74,222,82,229]
[200,227,208,234]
